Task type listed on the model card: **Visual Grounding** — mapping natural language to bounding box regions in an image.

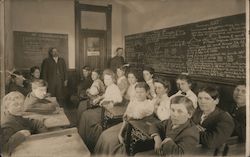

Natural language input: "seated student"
[70,66,93,106]
[77,69,105,122]
[24,79,57,114]
[170,73,197,108]
[229,82,246,143]
[29,66,41,81]
[5,70,29,96]
[143,66,157,99]
[192,86,235,148]
[26,66,41,92]
[153,78,171,121]
[116,65,129,97]
[94,82,154,155]
[78,69,122,152]
[136,96,199,156]
[124,69,139,101]
[1,91,48,155]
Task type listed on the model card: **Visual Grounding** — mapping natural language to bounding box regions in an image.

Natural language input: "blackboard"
[125,14,246,84]
[14,31,68,69]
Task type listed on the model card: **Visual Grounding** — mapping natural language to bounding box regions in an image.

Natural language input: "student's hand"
[118,134,125,144]
[93,97,101,105]
[154,135,163,155]
[196,125,206,132]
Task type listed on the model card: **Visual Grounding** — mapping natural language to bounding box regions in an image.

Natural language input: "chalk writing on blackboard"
[125,14,245,83]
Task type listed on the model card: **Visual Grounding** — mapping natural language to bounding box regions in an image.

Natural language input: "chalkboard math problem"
[125,14,245,84]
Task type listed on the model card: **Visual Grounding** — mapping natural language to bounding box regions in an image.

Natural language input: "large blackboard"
[14,31,68,69]
[125,14,246,84]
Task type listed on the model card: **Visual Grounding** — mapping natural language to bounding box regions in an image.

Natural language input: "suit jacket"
[229,104,246,142]
[41,56,67,85]
[149,119,199,155]
[192,107,235,148]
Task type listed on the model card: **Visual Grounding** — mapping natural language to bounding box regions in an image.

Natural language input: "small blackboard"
[125,14,246,84]
[14,31,68,69]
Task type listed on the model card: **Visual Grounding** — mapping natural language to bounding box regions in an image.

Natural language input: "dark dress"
[229,104,246,142]
[192,107,235,148]
[109,55,125,72]
[41,56,67,104]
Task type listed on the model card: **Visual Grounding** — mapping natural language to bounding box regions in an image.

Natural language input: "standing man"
[41,47,68,106]
[109,47,125,72]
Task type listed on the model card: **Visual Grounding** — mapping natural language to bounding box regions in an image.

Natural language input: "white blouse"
[103,83,123,103]
[125,99,154,119]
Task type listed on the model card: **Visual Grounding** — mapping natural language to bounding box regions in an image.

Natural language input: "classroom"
[0,0,249,156]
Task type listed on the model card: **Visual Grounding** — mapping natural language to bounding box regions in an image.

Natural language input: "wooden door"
[80,29,107,70]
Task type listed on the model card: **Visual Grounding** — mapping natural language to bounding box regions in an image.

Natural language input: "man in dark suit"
[41,47,68,106]
[109,47,125,72]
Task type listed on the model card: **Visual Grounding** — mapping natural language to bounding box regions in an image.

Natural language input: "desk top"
[22,108,70,128]
[129,115,160,138]
[11,127,90,157]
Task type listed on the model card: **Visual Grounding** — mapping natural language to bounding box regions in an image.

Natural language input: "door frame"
[75,2,112,77]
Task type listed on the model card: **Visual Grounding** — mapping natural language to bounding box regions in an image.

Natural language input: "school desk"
[101,104,127,129]
[11,127,90,157]
[22,107,70,129]
[126,115,160,155]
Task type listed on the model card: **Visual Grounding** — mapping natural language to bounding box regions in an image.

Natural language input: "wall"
[11,0,75,68]
[122,0,245,35]
[4,0,13,71]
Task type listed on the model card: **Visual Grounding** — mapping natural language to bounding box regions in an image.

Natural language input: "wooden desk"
[23,108,70,129]
[126,115,160,155]
[102,104,127,129]
[11,128,90,157]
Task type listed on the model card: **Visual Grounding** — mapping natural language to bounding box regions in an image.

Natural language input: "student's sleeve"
[149,120,166,138]
[117,79,128,96]
[112,86,123,103]
[161,127,200,155]
[199,112,235,148]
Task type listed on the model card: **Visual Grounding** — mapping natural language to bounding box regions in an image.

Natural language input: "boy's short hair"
[135,82,150,92]
[92,69,102,76]
[198,86,220,100]
[31,79,48,90]
[171,95,195,116]
[30,66,40,74]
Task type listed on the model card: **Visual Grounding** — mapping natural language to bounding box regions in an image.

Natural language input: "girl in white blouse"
[170,73,197,108]
[153,78,171,121]
[124,69,139,101]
